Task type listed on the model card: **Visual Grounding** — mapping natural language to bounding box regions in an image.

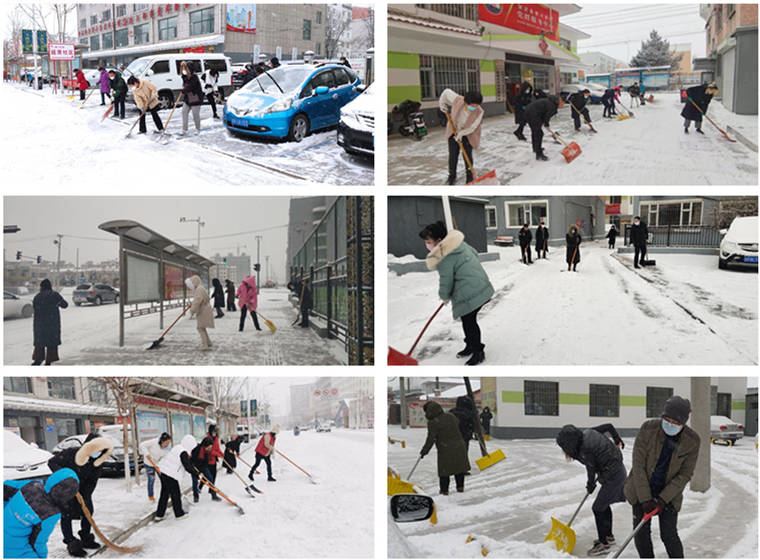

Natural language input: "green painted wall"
[479,59,495,72]
[389,51,420,70]
[732,400,746,410]
[388,85,422,105]
[502,391,649,407]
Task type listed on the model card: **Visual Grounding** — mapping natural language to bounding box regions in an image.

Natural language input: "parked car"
[52,433,141,476]
[231,63,248,89]
[4,291,34,319]
[560,81,606,103]
[236,423,250,443]
[719,215,758,270]
[72,283,119,306]
[316,420,332,433]
[123,53,233,109]
[710,415,744,445]
[338,82,374,157]
[223,64,363,142]
[4,430,53,482]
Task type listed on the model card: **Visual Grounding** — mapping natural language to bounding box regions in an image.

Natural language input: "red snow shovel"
[146,305,191,350]
[388,302,446,365]
[611,506,660,558]
[547,128,582,163]
[444,112,498,185]
[276,450,317,484]
[688,99,737,142]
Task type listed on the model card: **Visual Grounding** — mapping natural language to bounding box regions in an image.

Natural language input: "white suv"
[719,215,758,270]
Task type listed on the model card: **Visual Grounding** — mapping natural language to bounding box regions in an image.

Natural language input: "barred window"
[419,55,433,99]
[646,386,673,418]
[48,377,76,401]
[638,201,703,226]
[524,380,558,416]
[419,56,481,100]
[416,4,478,20]
[4,377,32,394]
[590,384,619,417]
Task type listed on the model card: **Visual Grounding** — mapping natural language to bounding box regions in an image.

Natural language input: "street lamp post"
[180,216,205,252]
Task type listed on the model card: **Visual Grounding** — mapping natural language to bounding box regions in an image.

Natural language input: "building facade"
[700,3,758,114]
[210,252,252,284]
[580,51,621,74]
[603,196,635,232]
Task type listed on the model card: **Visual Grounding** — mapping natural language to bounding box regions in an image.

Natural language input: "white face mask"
[425,241,436,252]
[661,418,683,436]
[185,278,195,291]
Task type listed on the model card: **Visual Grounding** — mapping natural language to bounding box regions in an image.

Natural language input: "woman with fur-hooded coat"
[420,220,494,366]
[186,275,214,350]
[47,434,114,557]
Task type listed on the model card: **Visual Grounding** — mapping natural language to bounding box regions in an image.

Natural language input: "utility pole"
[265,255,270,283]
[255,235,262,291]
[179,216,204,252]
[399,377,407,429]
[53,234,63,288]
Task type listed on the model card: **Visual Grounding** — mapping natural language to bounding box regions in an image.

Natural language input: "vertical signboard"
[164,264,184,299]
[22,30,33,54]
[36,30,48,53]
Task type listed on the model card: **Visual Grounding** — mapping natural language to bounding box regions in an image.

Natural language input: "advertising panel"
[164,263,184,300]
[36,30,47,53]
[226,4,257,33]
[642,70,669,88]
[49,43,75,61]
[478,4,559,41]
[170,413,192,441]
[193,415,206,438]
[126,254,160,304]
[22,30,33,54]
[136,410,168,443]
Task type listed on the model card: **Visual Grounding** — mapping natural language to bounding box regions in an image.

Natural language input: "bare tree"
[209,377,246,437]
[102,377,142,492]
[325,6,352,59]
[350,9,374,56]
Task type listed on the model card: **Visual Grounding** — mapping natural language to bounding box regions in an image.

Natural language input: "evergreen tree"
[630,30,683,69]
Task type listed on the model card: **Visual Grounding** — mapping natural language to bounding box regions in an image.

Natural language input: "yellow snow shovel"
[387,467,418,496]
[464,377,506,470]
[544,491,591,553]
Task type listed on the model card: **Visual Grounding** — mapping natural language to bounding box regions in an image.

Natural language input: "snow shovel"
[235,453,261,475]
[78,87,96,108]
[407,456,422,480]
[688,99,737,142]
[221,456,259,497]
[562,246,579,272]
[615,100,633,118]
[444,111,498,185]
[276,450,317,484]
[547,128,582,163]
[544,491,591,553]
[464,377,506,470]
[610,507,660,558]
[76,493,142,553]
[387,302,446,365]
[156,92,183,144]
[146,305,192,350]
[125,107,149,138]
[387,467,418,496]
[100,102,114,122]
[193,466,245,514]
[570,103,597,133]
[252,308,277,333]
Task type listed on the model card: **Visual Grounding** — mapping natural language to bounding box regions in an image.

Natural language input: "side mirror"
[145,69,153,77]
[314,85,329,95]
[390,494,434,523]
[354,84,367,93]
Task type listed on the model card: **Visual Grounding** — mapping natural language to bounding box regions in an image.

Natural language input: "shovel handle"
[444,111,478,178]
[566,491,591,528]
[611,507,659,558]
[547,128,568,147]
[407,302,446,355]
[407,456,422,480]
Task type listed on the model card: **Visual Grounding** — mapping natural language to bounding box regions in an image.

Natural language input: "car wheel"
[114,294,119,303]
[157,91,174,110]
[718,257,727,269]
[288,114,309,142]
[95,296,102,306]
[21,304,33,318]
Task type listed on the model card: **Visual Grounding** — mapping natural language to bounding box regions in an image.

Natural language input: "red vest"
[255,432,276,456]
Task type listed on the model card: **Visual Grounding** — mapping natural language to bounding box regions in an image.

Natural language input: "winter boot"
[211,494,222,501]
[456,346,473,358]
[176,511,189,520]
[684,127,689,134]
[267,476,277,482]
[587,538,614,556]
[465,351,485,366]
[536,151,548,162]
[193,493,199,503]
[79,532,100,549]
[446,175,456,186]
[148,496,155,501]
[154,514,166,522]
[67,539,88,558]
[696,128,704,134]
[456,487,464,493]
[574,127,581,132]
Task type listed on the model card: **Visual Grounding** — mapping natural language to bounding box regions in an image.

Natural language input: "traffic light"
[254,263,261,272]
[16,251,21,260]
[36,256,41,264]
[222,257,227,264]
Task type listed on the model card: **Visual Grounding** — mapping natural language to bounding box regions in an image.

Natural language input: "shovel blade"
[617,114,629,120]
[561,142,582,163]
[388,346,418,366]
[146,337,164,350]
[545,516,576,553]
[475,448,506,470]
[467,169,499,186]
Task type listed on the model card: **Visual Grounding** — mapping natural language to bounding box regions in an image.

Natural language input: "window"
[115,28,129,48]
[88,380,109,405]
[90,34,100,51]
[134,23,150,45]
[47,377,76,400]
[524,380,558,416]
[116,5,127,18]
[303,19,312,40]
[485,206,497,229]
[419,55,481,100]
[90,15,98,26]
[150,60,170,74]
[638,200,704,226]
[190,7,215,36]
[590,384,619,417]
[79,18,86,29]
[102,9,111,22]
[4,377,32,394]
[102,33,113,49]
[505,200,548,227]
[559,37,572,51]
[646,386,673,418]
[54,418,79,443]
[80,37,88,46]
[133,4,148,12]
[333,68,351,86]
[419,55,433,99]
[316,41,321,55]
[159,16,178,41]
[609,196,622,204]
[316,11,322,24]
[417,4,478,20]
[175,59,202,74]
[205,59,228,73]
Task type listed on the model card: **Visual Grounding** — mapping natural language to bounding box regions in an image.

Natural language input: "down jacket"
[157,434,197,482]
[189,275,215,329]
[33,288,68,347]
[556,425,624,485]
[420,401,471,477]
[132,78,159,110]
[236,275,258,311]
[426,230,494,319]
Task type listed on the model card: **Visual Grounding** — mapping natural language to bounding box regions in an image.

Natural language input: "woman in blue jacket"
[4,468,80,558]
[420,220,494,365]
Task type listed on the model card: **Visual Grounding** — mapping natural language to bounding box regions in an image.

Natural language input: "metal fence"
[624,224,722,247]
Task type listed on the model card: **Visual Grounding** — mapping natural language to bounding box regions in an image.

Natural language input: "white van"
[123,53,233,109]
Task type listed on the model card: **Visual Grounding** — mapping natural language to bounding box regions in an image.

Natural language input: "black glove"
[615,438,625,450]
[642,498,664,514]
[420,451,426,458]
[586,480,596,494]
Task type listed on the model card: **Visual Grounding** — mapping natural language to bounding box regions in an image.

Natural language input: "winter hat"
[456,396,474,410]
[273,424,280,434]
[181,434,197,452]
[45,468,79,508]
[423,401,443,420]
[662,396,691,425]
[556,425,583,459]
[40,279,52,291]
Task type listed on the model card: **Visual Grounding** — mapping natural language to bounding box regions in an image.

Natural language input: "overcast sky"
[4,197,291,283]
[563,3,707,64]
[224,376,317,418]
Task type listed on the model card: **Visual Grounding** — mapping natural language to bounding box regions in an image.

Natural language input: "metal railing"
[290,258,348,344]
[624,224,722,247]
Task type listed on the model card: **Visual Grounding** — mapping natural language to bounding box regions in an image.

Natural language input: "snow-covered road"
[388,426,758,558]
[388,244,757,365]
[1,84,373,186]
[4,287,346,365]
[388,92,757,185]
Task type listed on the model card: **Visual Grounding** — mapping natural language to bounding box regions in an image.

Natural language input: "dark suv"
[73,283,119,306]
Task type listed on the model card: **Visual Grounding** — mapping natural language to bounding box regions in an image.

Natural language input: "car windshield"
[76,284,91,290]
[124,58,149,78]
[242,66,313,96]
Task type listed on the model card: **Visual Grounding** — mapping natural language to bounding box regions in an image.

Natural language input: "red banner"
[605,204,621,215]
[478,4,559,41]
[184,46,206,53]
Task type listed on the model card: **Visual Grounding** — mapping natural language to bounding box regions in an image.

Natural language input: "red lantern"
[149,9,154,18]
[158,6,163,16]
[143,13,147,20]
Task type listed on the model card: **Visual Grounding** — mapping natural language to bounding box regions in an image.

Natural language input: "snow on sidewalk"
[388,244,757,365]
[388,426,758,559]
[3,288,346,365]
[387,92,757,185]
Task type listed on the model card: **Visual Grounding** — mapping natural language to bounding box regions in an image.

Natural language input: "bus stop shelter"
[99,220,215,347]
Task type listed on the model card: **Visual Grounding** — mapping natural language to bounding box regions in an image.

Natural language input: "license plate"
[743,256,758,263]
[228,115,248,128]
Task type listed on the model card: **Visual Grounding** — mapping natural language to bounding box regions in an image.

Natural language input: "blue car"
[223,64,364,142]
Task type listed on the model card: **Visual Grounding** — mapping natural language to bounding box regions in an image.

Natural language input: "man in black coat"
[535,221,549,259]
[606,225,619,249]
[32,278,68,365]
[225,279,237,312]
[629,216,649,268]
[628,82,641,108]
[300,279,313,328]
[479,406,493,436]
[449,396,476,451]
[601,88,617,118]
[557,424,627,556]
[512,81,533,141]
[518,224,533,264]
[680,82,718,134]
[569,89,592,131]
[47,434,114,557]
[525,95,559,161]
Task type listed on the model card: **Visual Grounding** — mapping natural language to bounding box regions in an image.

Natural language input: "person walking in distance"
[225,279,237,312]
[606,224,619,250]
[211,278,225,319]
[299,279,313,328]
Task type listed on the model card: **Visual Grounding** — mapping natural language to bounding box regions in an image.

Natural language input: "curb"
[726,126,758,152]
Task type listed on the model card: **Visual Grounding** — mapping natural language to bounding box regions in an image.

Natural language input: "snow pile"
[388,426,758,558]
[388,92,757,185]
[388,243,757,365]
[388,254,424,264]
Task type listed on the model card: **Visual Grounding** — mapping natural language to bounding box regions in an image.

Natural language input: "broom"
[76,493,142,553]
[444,111,498,185]
[251,307,277,333]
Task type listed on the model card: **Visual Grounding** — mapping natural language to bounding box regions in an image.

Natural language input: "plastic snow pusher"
[444,111,498,185]
[387,302,445,365]
[544,491,591,553]
[547,128,581,163]
[464,377,506,470]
